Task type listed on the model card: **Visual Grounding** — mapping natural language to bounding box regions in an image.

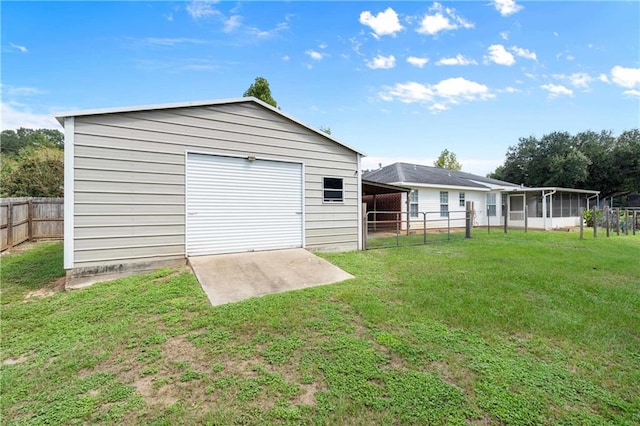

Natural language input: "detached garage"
[57,97,363,284]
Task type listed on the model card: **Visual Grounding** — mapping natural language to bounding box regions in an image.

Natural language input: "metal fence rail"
[365,210,470,249]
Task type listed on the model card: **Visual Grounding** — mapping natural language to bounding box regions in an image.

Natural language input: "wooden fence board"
[0,198,64,251]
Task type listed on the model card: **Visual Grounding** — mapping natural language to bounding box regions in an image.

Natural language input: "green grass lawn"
[1,232,639,425]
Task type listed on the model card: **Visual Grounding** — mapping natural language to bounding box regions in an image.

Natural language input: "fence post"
[28,200,34,241]
[616,208,620,236]
[593,206,597,238]
[524,205,528,233]
[447,212,451,241]
[624,209,629,236]
[579,207,584,240]
[634,210,637,236]
[423,212,427,244]
[362,203,367,250]
[6,201,13,250]
[503,203,508,234]
[396,212,400,247]
[465,202,472,239]
[604,206,610,237]
[487,209,490,234]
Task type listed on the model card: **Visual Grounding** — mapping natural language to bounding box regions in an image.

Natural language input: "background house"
[57,97,363,284]
[363,162,599,230]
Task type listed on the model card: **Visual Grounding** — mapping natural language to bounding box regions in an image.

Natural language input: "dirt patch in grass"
[2,353,29,366]
[24,276,66,299]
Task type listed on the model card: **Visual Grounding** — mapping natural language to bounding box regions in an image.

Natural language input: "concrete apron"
[188,249,354,306]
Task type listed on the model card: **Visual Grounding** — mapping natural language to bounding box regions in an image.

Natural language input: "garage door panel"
[186,153,303,256]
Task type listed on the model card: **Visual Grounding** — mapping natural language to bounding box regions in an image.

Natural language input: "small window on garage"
[323,177,344,202]
[459,192,466,207]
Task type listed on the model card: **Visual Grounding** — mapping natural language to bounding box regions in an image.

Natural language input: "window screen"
[323,177,344,202]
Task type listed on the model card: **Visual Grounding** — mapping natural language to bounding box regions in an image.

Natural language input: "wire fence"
[365,210,470,249]
[585,206,639,238]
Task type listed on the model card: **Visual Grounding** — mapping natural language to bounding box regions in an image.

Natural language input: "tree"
[243,77,278,108]
[0,128,64,155]
[1,146,64,197]
[489,129,640,198]
[434,149,462,171]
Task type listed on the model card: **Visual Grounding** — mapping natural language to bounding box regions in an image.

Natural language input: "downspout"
[542,189,557,230]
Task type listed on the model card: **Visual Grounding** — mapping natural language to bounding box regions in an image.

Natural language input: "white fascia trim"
[63,117,75,269]
[509,187,600,195]
[55,97,366,156]
[395,182,492,192]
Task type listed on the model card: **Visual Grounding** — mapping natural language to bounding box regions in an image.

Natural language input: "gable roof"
[55,97,365,155]
[363,162,518,190]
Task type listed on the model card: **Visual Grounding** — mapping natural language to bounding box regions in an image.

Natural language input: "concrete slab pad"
[188,249,354,306]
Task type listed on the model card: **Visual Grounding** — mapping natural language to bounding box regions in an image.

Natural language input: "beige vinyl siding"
[72,102,358,267]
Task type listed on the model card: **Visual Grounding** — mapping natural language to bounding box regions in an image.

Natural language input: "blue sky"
[2,1,639,175]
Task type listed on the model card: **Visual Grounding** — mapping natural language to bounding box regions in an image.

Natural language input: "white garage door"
[186,153,303,256]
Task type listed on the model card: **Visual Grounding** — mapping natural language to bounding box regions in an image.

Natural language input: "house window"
[409,190,419,218]
[440,191,449,217]
[487,193,497,216]
[459,192,465,207]
[323,177,344,202]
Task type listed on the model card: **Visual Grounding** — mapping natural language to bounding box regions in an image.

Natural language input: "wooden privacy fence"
[1,197,63,251]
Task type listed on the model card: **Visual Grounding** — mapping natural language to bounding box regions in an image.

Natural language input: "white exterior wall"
[400,187,504,230]
[69,102,359,271]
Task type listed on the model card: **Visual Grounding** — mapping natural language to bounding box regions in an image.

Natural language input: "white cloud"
[553,32,559,37]
[1,102,60,130]
[433,77,494,101]
[416,2,474,36]
[598,73,610,83]
[500,31,509,40]
[366,54,396,69]
[493,0,523,16]
[554,72,592,89]
[9,43,28,53]
[407,56,429,68]
[1,84,45,96]
[505,86,521,93]
[282,55,290,61]
[319,43,328,49]
[223,15,242,32]
[306,50,324,61]
[623,89,640,98]
[378,77,494,111]
[510,46,537,61]
[379,81,434,103]
[540,84,573,98]
[610,65,640,88]
[246,19,289,39]
[429,103,449,112]
[142,37,205,47]
[186,1,218,19]
[436,54,477,66]
[484,44,515,66]
[359,7,404,38]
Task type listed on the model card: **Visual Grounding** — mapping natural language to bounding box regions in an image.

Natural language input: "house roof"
[55,97,365,155]
[362,179,411,196]
[363,162,518,190]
